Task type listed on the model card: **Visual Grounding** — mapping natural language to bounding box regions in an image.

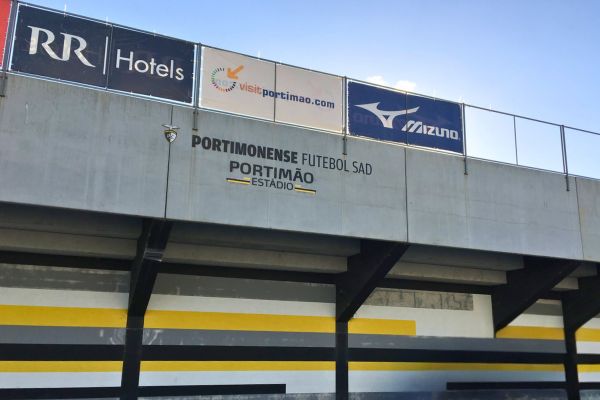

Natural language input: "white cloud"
[365,75,389,86]
[365,75,417,92]
[394,80,417,92]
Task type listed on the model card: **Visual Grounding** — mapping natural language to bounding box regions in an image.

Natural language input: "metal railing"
[463,104,600,182]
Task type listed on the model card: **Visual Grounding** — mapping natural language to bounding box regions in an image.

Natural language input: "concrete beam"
[164,243,346,273]
[0,228,136,259]
[401,245,523,271]
[170,222,360,257]
[388,262,507,285]
[0,203,140,238]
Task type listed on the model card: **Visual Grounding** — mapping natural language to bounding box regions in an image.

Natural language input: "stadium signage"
[191,134,373,195]
[348,81,463,153]
[11,5,194,103]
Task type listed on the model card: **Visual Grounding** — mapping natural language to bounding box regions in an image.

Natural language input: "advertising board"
[11,4,109,87]
[201,46,275,119]
[348,81,463,153]
[10,5,463,142]
[11,5,195,103]
[201,47,344,132]
[274,64,343,132]
[108,27,194,103]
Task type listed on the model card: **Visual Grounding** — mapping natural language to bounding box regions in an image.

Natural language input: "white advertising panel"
[275,65,343,133]
[200,47,275,120]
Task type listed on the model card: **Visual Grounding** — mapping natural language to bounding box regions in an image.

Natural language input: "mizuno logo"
[401,120,460,140]
[355,102,419,129]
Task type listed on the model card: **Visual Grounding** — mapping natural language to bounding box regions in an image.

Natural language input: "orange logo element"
[226,65,244,80]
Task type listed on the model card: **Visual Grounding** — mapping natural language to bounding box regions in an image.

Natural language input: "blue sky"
[24,0,600,176]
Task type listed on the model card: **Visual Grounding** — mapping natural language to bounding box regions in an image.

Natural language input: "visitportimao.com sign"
[201,46,343,133]
[11,4,195,103]
[201,46,275,120]
[274,64,343,133]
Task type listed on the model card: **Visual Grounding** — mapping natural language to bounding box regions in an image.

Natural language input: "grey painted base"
[39,390,600,400]
[131,389,599,400]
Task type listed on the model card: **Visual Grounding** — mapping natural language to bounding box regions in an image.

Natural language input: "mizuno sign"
[401,120,460,140]
[348,81,463,153]
[355,103,419,128]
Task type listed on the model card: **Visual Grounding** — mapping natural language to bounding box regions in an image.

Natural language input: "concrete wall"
[2,74,599,262]
[405,150,583,259]
[576,177,600,261]
[0,75,173,218]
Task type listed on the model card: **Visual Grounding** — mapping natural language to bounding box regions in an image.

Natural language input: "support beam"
[563,270,600,332]
[336,240,410,322]
[335,240,409,400]
[564,327,580,400]
[561,266,600,400]
[492,256,580,332]
[335,321,348,400]
[121,219,172,400]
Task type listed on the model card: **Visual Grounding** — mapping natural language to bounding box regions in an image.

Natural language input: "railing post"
[462,103,468,175]
[513,115,519,165]
[273,62,277,123]
[192,43,202,131]
[0,0,19,97]
[560,125,570,191]
[342,76,348,155]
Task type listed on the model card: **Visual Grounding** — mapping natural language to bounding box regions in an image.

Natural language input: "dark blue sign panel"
[11,6,195,103]
[11,5,109,87]
[108,27,194,103]
[348,81,463,153]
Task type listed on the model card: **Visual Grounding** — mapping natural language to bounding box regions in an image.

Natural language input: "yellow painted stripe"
[145,310,335,333]
[496,326,564,341]
[141,361,335,372]
[0,361,123,373]
[138,361,563,372]
[579,364,600,373]
[577,328,600,342]
[145,310,416,336]
[0,361,564,373]
[0,305,126,328]
[226,178,250,185]
[294,187,316,195]
[349,362,564,372]
[348,318,416,336]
